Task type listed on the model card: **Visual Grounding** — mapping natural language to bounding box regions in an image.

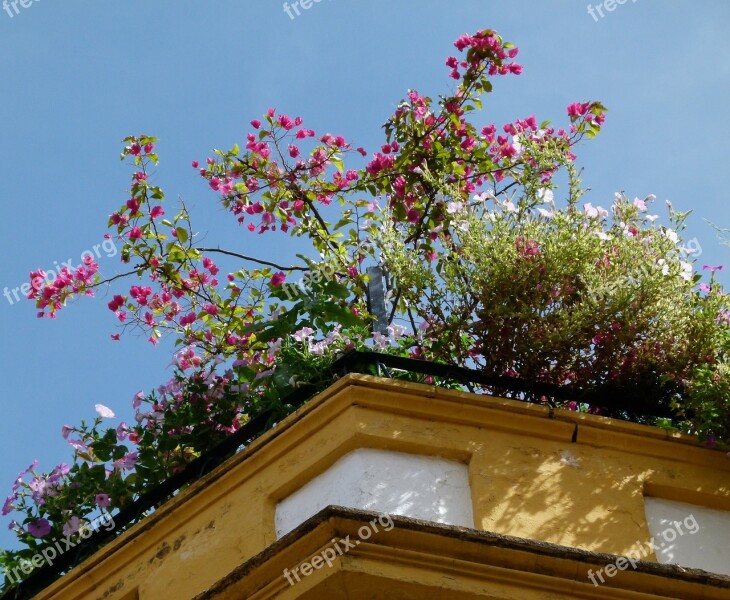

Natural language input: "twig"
[198,247,309,271]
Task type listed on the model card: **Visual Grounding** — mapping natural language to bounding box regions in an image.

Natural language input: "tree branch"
[198,247,309,271]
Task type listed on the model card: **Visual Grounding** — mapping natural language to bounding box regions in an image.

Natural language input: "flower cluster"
[28,256,99,318]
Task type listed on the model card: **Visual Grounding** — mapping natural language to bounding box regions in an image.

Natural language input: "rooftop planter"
[2,26,729,597]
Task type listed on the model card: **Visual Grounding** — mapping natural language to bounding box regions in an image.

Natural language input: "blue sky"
[1,1,729,550]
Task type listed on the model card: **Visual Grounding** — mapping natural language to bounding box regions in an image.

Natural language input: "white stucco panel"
[275,448,474,538]
[644,496,730,576]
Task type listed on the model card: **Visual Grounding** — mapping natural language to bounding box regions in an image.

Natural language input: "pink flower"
[95,493,112,509]
[203,304,218,316]
[129,144,141,156]
[128,226,143,240]
[132,391,144,409]
[63,516,82,537]
[250,119,261,129]
[202,257,219,275]
[567,102,590,118]
[150,206,165,219]
[28,518,51,538]
[288,144,300,158]
[61,425,74,439]
[108,295,125,311]
[113,452,138,472]
[53,463,70,478]
[116,422,129,441]
[191,160,199,168]
[270,272,286,286]
[180,312,197,326]
[2,496,14,516]
[144,142,155,154]
[278,114,295,130]
[703,265,724,272]
[67,439,88,453]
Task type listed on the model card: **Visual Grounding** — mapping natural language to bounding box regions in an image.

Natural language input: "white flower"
[664,228,679,244]
[537,188,554,204]
[584,203,608,219]
[95,404,115,419]
[536,207,553,219]
[680,261,693,281]
[267,338,283,360]
[446,201,464,215]
[308,341,328,356]
[372,332,390,350]
[681,238,702,256]
[503,200,517,213]
[475,189,497,202]
[292,327,314,342]
[387,324,407,341]
[646,214,659,222]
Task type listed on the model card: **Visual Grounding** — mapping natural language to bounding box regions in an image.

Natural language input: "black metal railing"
[332,350,679,418]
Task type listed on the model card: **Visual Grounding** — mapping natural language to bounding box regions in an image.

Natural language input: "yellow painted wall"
[36,375,730,600]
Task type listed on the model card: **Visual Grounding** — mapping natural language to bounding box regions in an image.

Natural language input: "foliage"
[2,27,728,592]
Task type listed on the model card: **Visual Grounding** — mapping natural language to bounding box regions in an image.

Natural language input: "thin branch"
[93,269,140,287]
[198,247,309,272]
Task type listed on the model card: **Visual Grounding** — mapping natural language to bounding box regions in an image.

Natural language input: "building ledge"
[195,506,730,600]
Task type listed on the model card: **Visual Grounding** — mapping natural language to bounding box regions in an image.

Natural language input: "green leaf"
[176,227,189,243]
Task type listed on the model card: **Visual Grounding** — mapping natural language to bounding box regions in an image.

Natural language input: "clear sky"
[1,1,729,550]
